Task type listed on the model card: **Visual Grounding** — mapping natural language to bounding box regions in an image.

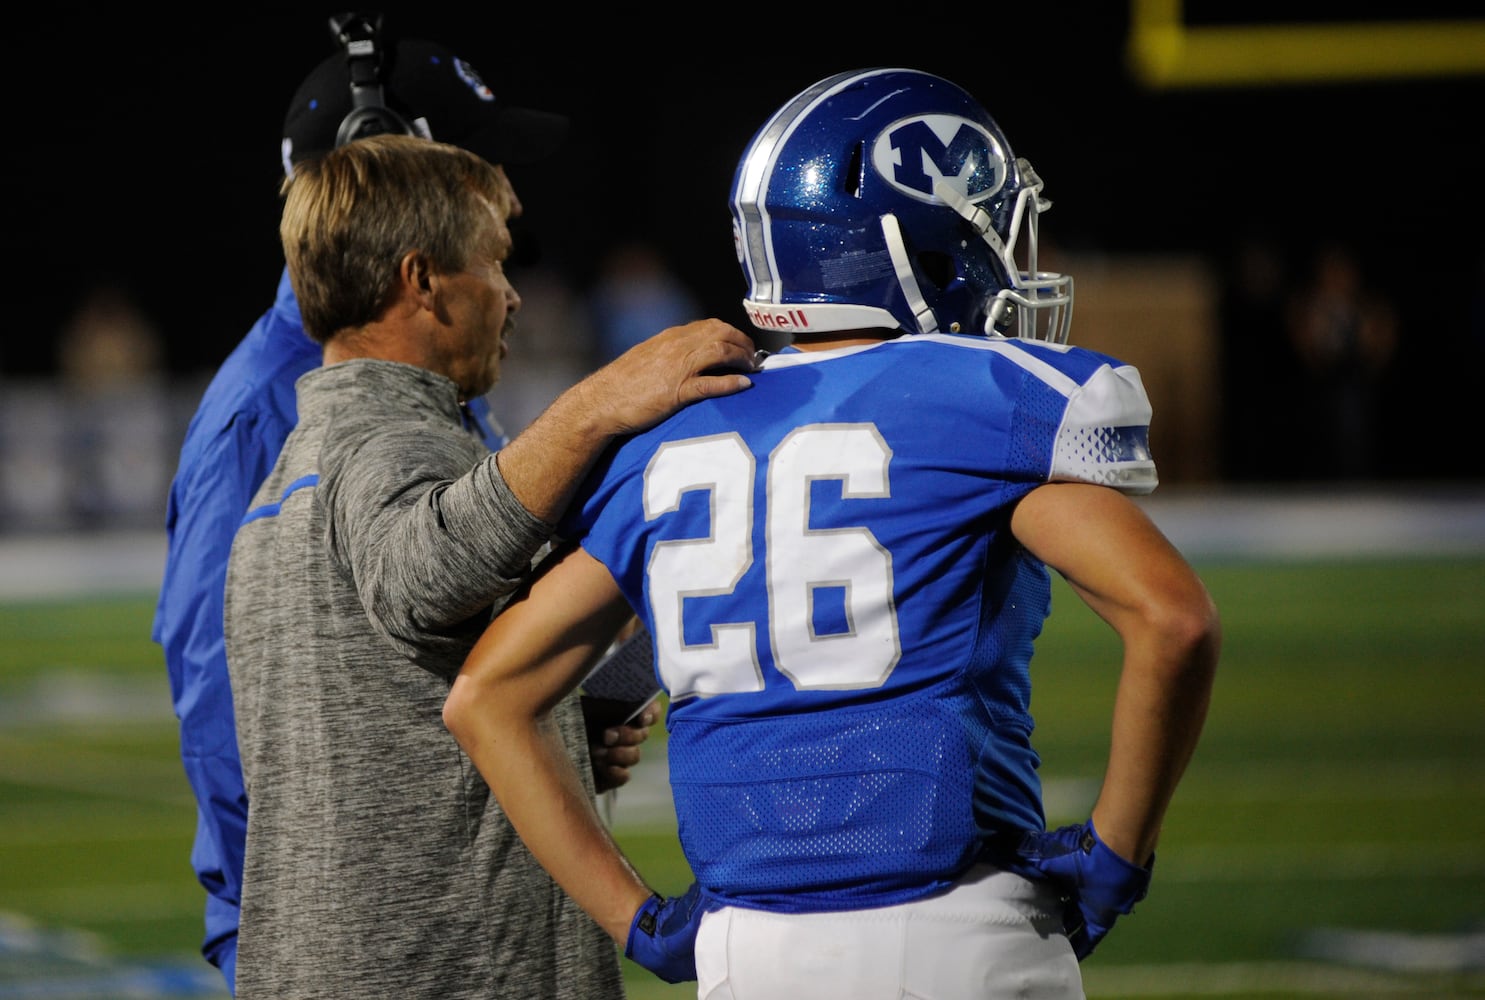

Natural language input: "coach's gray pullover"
[224,359,623,999]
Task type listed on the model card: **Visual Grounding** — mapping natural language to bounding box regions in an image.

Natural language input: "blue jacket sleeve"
[154,405,294,990]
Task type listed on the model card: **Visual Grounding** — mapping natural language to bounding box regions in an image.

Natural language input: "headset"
[329,11,416,147]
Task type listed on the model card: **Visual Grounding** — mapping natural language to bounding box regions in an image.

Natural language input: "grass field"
[1,554,1483,999]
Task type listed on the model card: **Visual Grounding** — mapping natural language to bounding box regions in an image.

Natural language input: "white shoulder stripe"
[914,333,1080,395]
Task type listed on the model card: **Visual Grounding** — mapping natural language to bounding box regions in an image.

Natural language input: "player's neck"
[790,330,903,353]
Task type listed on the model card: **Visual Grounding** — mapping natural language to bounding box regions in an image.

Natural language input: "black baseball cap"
[280,37,568,175]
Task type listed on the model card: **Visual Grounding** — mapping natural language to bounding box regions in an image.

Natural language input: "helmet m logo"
[872,114,1007,206]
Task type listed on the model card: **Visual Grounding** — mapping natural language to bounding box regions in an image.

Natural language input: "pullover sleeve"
[321,417,554,672]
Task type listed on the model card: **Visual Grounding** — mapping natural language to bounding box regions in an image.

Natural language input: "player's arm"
[1010,481,1220,867]
[443,541,656,941]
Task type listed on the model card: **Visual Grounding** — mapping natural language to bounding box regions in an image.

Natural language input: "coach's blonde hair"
[279,132,512,344]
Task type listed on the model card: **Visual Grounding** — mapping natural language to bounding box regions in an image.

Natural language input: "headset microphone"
[329,11,416,146]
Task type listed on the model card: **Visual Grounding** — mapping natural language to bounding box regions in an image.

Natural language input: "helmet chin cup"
[985,296,1014,336]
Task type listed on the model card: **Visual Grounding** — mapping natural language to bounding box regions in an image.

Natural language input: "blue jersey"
[560,333,1155,913]
[151,268,505,987]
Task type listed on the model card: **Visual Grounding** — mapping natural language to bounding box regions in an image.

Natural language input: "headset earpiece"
[329,10,415,146]
[335,104,413,146]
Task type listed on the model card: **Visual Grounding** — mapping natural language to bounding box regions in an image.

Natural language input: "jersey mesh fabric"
[670,688,976,909]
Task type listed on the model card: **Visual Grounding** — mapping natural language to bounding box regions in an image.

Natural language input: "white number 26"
[642,425,901,700]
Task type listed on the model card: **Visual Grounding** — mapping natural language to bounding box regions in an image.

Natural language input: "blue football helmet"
[730,68,1072,343]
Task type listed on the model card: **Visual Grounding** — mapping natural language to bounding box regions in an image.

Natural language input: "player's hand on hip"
[588,319,758,434]
[1016,818,1154,960]
[624,883,710,983]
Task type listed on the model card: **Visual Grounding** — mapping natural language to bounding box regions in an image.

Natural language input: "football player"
[444,68,1221,998]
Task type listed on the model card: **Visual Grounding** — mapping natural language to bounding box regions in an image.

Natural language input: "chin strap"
[931,179,1012,336]
[880,213,938,334]
[933,178,1006,256]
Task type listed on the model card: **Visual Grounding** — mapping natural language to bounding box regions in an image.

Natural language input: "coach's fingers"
[593,319,759,433]
[591,745,638,792]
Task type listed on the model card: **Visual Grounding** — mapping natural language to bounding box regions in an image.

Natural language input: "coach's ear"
[397,251,437,310]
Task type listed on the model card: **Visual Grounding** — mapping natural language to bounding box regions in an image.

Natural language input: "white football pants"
[693,864,1084,1000]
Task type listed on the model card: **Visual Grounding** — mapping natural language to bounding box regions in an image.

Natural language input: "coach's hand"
[1017,818,1153,960]
[624,883,708,983]
[587,319,758,435]
[583,695,658,793]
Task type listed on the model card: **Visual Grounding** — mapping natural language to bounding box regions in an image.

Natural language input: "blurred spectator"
[56,281,165,384]
[1284,243,1398,481]
[56,281,172,529]
[482,264,595,435]
[588,242,701,362]
[0,381,69,532]
[0,281,171,532]
[1217,233,1300,482]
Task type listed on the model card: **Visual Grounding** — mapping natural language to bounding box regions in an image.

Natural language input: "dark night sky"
[7,3,1483,397]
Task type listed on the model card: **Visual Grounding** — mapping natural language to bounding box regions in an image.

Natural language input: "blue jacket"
[151,269,504,992]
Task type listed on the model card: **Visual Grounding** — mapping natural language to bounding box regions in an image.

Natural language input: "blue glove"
[1016,819,1154,960]
[624,884,707,983]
